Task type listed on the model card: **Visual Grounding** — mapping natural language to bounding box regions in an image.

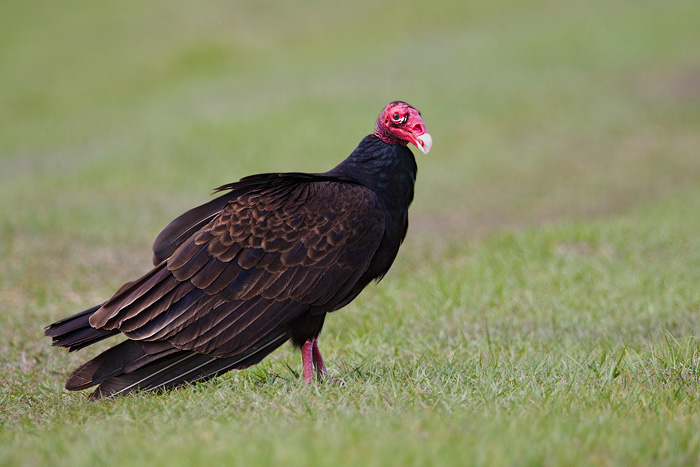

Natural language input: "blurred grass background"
[2,0,700,465]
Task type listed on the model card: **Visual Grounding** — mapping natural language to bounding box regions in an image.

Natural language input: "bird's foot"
[301,338,340,384]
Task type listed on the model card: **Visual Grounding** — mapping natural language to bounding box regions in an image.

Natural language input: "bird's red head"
[374,101,432,154]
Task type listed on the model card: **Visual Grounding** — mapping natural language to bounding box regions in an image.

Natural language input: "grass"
[2,0,700,465]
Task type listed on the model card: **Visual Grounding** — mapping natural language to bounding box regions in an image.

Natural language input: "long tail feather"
[64,330,290,399]
[44,305,119,352]
[65,339,179,390]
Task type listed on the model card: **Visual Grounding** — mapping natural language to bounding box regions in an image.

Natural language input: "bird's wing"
[151,172,350,265]
[89,177,386,358]
[151,174,277,265]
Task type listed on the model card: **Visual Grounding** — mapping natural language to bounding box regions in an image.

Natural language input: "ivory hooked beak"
[414,132,433,154]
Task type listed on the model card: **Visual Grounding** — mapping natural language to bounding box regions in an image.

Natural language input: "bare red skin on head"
[374,101,428,148]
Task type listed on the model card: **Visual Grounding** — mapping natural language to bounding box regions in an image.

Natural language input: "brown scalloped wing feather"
[89,178,385,358]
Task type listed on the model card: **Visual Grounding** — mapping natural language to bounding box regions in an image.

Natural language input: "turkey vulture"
[45,101,432,398]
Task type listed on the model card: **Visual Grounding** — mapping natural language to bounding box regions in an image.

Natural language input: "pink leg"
[301,339,314,384]
[311,338,329,378]
[301,338,332,384]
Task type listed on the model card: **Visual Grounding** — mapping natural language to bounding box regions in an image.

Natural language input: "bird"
[45,101,432,399]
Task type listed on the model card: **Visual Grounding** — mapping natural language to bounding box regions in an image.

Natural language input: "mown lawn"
[2,0,700,465]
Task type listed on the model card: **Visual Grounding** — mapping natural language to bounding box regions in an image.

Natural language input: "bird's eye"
[392,112,401,121]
